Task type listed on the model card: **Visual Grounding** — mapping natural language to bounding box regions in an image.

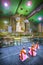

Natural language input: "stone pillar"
[42,23,43,32]
[38,23,42,32]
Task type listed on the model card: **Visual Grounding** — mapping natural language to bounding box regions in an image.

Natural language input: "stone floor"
[0,42,43,65]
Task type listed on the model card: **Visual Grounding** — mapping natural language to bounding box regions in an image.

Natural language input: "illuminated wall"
[0,18,9,32]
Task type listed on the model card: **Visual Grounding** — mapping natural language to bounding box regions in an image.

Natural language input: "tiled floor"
[0,42,43,65]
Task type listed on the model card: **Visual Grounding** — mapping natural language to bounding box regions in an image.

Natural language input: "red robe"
[35,43,39,49]
[19,49,28,61]
[28,46,36,56]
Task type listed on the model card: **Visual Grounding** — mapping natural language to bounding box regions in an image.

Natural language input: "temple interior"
[0,0,43,65]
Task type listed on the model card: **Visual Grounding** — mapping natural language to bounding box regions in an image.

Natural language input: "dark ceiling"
[0,0,43,23]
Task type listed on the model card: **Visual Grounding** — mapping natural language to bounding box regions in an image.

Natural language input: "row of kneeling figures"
[19,42,39,61]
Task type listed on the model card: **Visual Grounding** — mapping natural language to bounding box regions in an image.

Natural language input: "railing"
[0,32,43,38]
[0,32,43,48]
